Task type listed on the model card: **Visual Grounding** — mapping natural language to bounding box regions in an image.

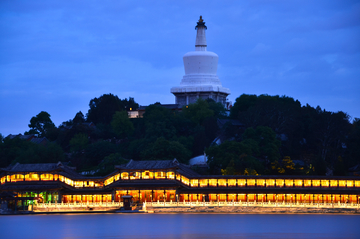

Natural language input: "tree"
[111,111,134,138]
[86,94,138,125]
[25,111,56,137]
[140,137,191,163]
[69,133,89,152]
[183,98,214,125]
[73,111,85,124]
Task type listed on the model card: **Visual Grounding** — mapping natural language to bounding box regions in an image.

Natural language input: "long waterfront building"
[1,159,359,209]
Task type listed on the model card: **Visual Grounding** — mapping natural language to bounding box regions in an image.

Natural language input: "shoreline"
[1,206,359,215]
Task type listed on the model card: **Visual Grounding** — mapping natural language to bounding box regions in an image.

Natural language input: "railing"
[35,201,123,209]
[144,200,360,209]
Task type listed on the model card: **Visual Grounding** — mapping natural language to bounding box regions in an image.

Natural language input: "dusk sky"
[1,0,359,136]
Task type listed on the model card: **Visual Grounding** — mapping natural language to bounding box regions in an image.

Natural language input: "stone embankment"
[147,206,360,214]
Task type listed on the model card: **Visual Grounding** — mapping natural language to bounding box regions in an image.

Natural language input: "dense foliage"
[0,93,359,177]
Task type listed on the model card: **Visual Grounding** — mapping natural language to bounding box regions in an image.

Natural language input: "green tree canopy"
[25,111,56,137]
[111,111,134,138]
[140,137,191,163]
[86,94,138,125]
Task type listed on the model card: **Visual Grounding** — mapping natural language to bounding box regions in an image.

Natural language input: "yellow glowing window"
[1,177,5,184]
[87,181,94,187]
[339,180,346,187]
[237,179,246,187]
[199,179,208,187]
[247,179,256,187]
[266,179,275,187]
[155,172,166,179]
[321,180,329,187]
[190,179,198,187]
[303,180,311,187]
[276,179,284,187]
[312,180,320,187]
[59,175,65,182]
[256,179,265,187]
[65,177,73,186]
[285,179,293,187]
[209,179,217,187]
[176,174,181,181]
[11,174,24,182]
[114,174,120,181]
[40,174,53,181]
[355,181,360,187]
[74,181,84,187]
[121,172,129,180]
[104,176,114,186]
[94,182,103,187]
[25,173,39,181]
[330,180,338,187]
[167,171,175,179]
[238,194,246,201]
[347,180,354,187]
[181,176,189,185]
[219,194,226,201]
[294,180,302,187]
[130,172,140,180]
[54,174,59,181]
[218,179,227,187]
[6,175,10,182]
[228,179,236,187]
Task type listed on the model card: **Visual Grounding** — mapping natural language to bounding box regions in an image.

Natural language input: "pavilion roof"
[1,162,80,178]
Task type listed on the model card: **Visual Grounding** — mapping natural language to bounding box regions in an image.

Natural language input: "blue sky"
[1,0,359,136]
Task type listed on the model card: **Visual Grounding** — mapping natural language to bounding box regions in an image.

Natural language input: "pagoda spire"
[195,16,207,51]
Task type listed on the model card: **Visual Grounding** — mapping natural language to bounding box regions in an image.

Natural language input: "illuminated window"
[199,179,208,187]
[40,174,53,181]
[190,179,198,187]
[294,180,302,187]
[347,180,354,187]
[0,177,5,184]
[228,179,236,187]
[237,179,246,187]
[74,181,84,187]
[312,180,320,187]
[155,171,166,179]
[285,179,293,187]
[247,179,256,187]
[304,180,311,187]
[104,176,114,186]
[339,180,346,187]
[121,172,129,180]
[209,179,217,187]
[355,181,360,187]
[218,179,227,187]
[256,179,265,187]
[330,180,338,187]
[167,171,175,179]
[266,179,275,187]
[181,176,189,185]
[176,174,181,181]
[114,174,120,181]
[276,179,284,187]
[321,180,329,187]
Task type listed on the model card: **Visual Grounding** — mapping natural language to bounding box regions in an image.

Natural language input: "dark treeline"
[0,93,359,177]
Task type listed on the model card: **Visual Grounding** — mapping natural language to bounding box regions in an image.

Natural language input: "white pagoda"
[171,16,230,106]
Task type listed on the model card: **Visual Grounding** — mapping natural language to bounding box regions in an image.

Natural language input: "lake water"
[1,213,359,239]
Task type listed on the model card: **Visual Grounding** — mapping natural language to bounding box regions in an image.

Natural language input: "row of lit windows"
[2,172,360,189]
[185,178,360,188]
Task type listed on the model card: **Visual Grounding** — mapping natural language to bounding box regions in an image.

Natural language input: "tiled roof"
[117,159,178,170]
[1,162,80,177]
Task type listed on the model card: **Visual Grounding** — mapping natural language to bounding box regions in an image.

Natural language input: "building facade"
[1,160,360,211]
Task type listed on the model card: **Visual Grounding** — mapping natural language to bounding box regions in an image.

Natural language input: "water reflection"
[1,213,359,239]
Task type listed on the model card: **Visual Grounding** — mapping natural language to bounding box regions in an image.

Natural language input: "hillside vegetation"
[1,93,359,177]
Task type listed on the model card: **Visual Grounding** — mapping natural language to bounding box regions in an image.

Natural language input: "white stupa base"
[171,87,229,107]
